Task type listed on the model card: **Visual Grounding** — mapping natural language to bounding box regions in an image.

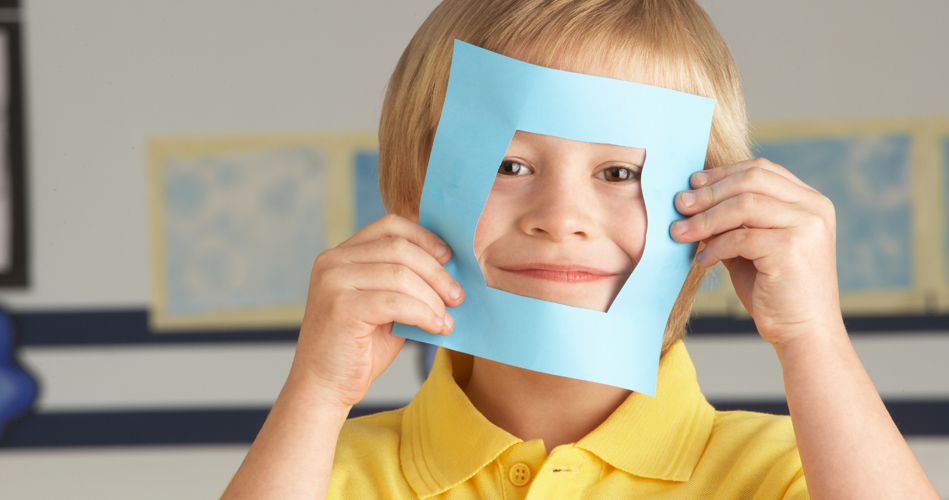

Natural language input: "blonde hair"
[379,0,751,352]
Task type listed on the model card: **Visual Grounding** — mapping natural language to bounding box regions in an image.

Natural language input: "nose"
[520,177,598,242]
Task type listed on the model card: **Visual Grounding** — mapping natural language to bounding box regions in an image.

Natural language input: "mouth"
[498,263,617,283]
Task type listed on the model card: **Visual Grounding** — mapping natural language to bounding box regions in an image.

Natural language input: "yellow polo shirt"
[329,341,808,499]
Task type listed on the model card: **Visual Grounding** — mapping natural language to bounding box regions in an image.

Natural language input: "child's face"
[473,130,648,312]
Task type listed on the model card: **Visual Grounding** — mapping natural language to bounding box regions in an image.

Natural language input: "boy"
[223,0,938,498]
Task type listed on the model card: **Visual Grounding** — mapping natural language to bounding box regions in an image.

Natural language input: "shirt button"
[509,462,531,486]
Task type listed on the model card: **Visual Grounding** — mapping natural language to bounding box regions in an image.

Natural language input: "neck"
[463,356,631,454]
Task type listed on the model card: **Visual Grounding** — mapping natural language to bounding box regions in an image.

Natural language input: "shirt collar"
[401,348,520,498]
[576,340,715,481]
[400,341,714,497]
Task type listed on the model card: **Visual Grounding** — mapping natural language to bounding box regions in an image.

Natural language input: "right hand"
[289,213,464,408]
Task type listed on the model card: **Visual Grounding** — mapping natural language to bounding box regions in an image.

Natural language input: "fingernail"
[449,283,462,301]
[434,244,449,259]
[434,316,445,330]
[680,191,695,208]
[674,219,690,234]
[694,171,708,187]
[444,313,454,332]
[695,250,706,266]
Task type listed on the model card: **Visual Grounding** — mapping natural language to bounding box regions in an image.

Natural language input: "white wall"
[706,0,949,120]
[3,0,444,309]
[1,1,947,498]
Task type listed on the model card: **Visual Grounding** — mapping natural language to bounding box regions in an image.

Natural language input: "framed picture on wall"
[0,15,28,288]
[694,118,949,317]
[148,133,377,331]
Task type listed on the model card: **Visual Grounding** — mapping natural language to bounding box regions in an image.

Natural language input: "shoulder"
[708,409,800,466]
[334,408,404,469]
[338,407,405,447]
[329,408,418,499]
[711,409,797,447]
[703,410,808,499]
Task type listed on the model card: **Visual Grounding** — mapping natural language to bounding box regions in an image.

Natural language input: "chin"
[497,285,614,313]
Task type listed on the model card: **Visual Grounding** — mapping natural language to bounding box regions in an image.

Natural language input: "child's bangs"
[482,2,716,102]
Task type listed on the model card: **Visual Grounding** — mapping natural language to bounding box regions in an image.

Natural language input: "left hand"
[670,158,843,347]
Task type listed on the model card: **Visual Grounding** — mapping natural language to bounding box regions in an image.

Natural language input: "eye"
[597,165,641,183]
[498,160,532,176]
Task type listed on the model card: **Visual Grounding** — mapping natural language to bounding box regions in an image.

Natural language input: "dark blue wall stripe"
[13,310,299,346]
[1,400,946,448]
[688,314,949,335]
[712,400,949,436]
[0,406,395,448]
[1,409,272,447]
[10,309,949,347]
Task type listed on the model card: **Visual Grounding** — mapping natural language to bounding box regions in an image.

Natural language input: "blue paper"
[393,41,714,395]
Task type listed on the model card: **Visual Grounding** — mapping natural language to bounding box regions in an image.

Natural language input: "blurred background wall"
[0,0,946,498]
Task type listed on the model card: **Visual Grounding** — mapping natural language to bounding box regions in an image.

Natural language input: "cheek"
[607,194,648,263]
[473,189,506,258]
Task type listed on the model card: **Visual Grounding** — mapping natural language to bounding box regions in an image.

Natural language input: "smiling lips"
[499,263,616,283]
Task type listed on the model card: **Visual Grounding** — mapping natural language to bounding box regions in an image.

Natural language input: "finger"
[694,227,783,270]
[340,213,452,265]
[671,192,809,243]
[343,236,465,308]
[340,262,449,319]
[359,290,454,335]
[676,163,824,217]
[690,158,816,194]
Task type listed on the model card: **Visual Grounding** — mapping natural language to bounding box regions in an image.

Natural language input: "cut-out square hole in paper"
[474,130,647,313]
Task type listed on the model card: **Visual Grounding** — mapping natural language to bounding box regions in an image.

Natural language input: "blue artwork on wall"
[755,135,913,291]
[162,147,327,315]
[354,150,386,232]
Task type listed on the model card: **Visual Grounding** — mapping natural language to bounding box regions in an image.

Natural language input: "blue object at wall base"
[0,307,37,439]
